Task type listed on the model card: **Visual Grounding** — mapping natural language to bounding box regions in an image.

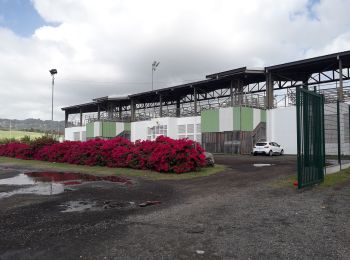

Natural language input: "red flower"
[0,136,206,173]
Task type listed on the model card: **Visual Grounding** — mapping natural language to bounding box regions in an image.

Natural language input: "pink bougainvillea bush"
[0,136,206,173]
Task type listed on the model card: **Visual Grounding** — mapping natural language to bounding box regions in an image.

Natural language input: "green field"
[0,130,45,140]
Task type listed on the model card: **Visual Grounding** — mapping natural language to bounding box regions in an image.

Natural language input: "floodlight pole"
[51,74,54,123]
[152,61,159,91]
[152,65,154,91]
[49,69,57,136]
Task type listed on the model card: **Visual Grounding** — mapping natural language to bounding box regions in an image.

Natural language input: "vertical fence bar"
[337,100,341,169]
[349,105,350,144]
[322,95,326,176]
[296,87,302,189]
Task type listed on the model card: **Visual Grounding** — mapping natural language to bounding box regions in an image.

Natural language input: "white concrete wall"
[253,108,261,129]
[94,122,101,137]
[116,122,125,136]
[219,107,233,132]
[267,106,297,154]
[131,116,201,142]
[64,126,86,141]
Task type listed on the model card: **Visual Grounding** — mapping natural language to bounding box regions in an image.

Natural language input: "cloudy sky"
[1,0,350,120]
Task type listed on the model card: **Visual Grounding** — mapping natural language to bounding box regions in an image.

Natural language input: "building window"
[73,132,80,141]
[178,124,186,134]
[147,125,168,140]
[177,123,201,144]
[187,124,194,133]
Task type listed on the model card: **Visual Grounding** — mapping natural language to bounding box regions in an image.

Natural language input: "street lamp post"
[49,69,57,135]
[152,61,160,91]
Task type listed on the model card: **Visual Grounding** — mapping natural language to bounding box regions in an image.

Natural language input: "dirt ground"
[1,155,350,259]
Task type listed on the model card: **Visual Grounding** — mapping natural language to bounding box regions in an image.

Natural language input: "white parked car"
[252,141,284,156]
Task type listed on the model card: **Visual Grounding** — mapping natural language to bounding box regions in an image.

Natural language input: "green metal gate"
[296,87,325,188]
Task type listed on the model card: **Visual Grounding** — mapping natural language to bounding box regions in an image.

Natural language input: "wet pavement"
[1,155,350,259]
[0,171,132,198]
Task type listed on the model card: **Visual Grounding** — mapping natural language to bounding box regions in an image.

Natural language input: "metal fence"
[323,101,350,172]
[297,86,350,188]
[296,88,325,188]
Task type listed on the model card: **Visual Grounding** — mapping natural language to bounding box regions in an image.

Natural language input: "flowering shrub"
[0,136,206,173]
[0,142,33,159]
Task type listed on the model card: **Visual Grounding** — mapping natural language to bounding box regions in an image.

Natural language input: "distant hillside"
[0,118,65,133]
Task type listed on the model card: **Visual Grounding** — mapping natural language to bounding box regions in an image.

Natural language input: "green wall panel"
[124,122,131,132]
[102,122,116,138]
[260,110,267,122]
[86,122,94,138]
[241,107,253,131]
[201,109,220,132]
[232,107,241,131]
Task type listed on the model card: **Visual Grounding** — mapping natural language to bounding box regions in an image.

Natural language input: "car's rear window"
[256,142,267,146]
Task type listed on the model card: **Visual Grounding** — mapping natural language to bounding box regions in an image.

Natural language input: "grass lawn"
[0,156,225,181]
[271,167,350,188]
[0,130,44,140]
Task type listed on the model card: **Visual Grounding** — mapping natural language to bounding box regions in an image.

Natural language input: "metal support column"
[131,99,135,121]
[302,78,309,90]
[97,104,101,120]
[159,94,163,117]
[79,108,83,127]
[119,104,122,119]
[193,86,198,115]
[338,56,344,102]
[107,105,113,119]
[230,80,234,106]
[266,71,274,109]
[176,99,180,117]
[64,111,69,128]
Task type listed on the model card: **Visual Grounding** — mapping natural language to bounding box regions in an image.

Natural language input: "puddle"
[60,200,99,213]
[0,172,132,199]
[253,164,274,167]
[60,200,136,213]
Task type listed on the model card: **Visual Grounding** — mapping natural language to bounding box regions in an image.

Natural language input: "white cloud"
[0,0,350,119]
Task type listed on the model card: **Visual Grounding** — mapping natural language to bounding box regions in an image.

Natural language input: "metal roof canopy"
[128,67,265,103]
[266,50,350,81]
[62,67,265,111]
[61,102,98,114]
[62,51,350,113]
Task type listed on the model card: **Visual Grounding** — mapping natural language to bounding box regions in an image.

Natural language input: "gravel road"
[0,155,349,260]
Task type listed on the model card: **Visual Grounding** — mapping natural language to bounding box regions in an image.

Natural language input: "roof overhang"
[266,50,350,81]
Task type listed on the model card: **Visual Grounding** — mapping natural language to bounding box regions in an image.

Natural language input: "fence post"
[322,95,326,175]
[337,100,341,169]
[296,87,302,189]
[349,105,350,144]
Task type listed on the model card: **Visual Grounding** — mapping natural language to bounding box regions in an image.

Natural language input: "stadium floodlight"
[49,69,57,135]
[152,61,160,91]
